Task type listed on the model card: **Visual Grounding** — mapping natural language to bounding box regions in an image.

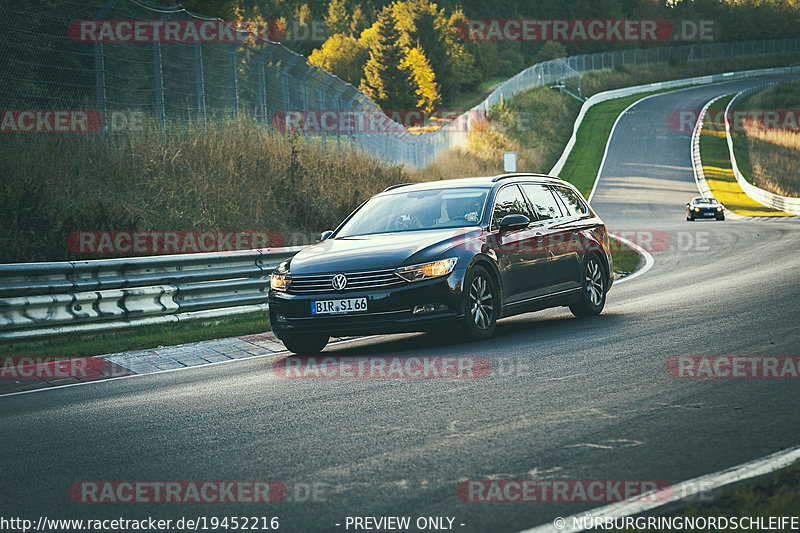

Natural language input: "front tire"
[569,255,607,318]
[461,265,498,340]
[279,333,329,355]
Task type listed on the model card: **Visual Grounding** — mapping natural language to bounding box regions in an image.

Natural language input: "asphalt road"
[2,78,799,533]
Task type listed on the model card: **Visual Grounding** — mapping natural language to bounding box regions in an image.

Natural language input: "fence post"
[194,43,206,122]
[152,40,166,131]
[318,76,333,147]
[257,54,267,123]
[92,0,119,136]
[93,43,108,135]
[229,44,238,120]
[280,56,300,113]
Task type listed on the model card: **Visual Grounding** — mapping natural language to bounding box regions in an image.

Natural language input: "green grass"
[610,241,642,278]
[0,312,271,360]
[558,91,662,198]
[611,463,800,532]
[699,96,792,216]
[677,463,800,519]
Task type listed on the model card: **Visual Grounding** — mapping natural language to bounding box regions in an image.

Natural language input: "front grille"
[288,269,408,295]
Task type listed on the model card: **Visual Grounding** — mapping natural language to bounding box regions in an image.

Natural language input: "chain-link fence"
[2,0,799,168]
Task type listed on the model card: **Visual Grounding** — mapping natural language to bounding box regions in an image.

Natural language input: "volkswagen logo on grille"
[331,273,347,291]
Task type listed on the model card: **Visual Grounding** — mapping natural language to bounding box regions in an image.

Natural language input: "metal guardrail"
[0,248,302,340]
[725,86,800,215]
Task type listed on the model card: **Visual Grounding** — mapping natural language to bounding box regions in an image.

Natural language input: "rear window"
[520,184,563,220]
[552,186,589,216]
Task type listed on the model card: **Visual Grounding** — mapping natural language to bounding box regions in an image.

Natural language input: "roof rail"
[383,183,415,192]
[491,173,555,182]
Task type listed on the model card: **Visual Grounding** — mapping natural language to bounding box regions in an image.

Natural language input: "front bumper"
[269,269,467,337]
[691,208,723,218]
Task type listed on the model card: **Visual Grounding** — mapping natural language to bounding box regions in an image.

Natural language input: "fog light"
[413,303,448,315]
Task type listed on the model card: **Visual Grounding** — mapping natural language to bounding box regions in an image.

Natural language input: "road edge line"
[608,234,653,285]
[517,445,800,533]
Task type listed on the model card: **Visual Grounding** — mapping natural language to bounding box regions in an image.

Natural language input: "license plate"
[703,212,714,216]
[311,297,368,315]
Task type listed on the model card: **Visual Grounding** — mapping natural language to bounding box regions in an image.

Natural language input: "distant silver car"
[686,197,724,221]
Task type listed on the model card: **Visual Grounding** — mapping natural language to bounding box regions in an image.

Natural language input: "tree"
[350,4,370,35]
[393,0,456,99]
[401,47,441,112]
[309,33,369,86]
[325,0,350,35]
[360,7,415,110]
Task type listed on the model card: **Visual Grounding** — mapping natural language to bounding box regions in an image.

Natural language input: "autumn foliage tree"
[359,7,416,110]
[401,47,440,113]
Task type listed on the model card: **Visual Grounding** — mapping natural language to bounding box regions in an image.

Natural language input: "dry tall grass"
[734,81,800,198]
[4,56,799,263]
[0,120,420,263]
[741,125,800,197]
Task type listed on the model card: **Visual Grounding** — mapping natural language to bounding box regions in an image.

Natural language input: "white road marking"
[517,445,800,533]
[608,234,654,285]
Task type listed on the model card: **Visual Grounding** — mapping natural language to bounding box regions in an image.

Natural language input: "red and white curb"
[0,333,355,396]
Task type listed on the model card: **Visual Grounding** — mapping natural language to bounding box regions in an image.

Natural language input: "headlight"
[716,206,723,211]
[396,258,458,282]
[270,273,291,291]
[693,207,700,212]
[270,260,291,291]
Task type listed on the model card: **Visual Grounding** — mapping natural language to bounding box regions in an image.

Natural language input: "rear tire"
[569,255,607,318]
[280,333,329,355]
[460,265,498,340]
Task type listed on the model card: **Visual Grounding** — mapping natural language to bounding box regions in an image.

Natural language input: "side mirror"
[499,214,530,231]
[316,230,333,242]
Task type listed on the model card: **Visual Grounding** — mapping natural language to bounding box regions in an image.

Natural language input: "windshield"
[336,187,489,237]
